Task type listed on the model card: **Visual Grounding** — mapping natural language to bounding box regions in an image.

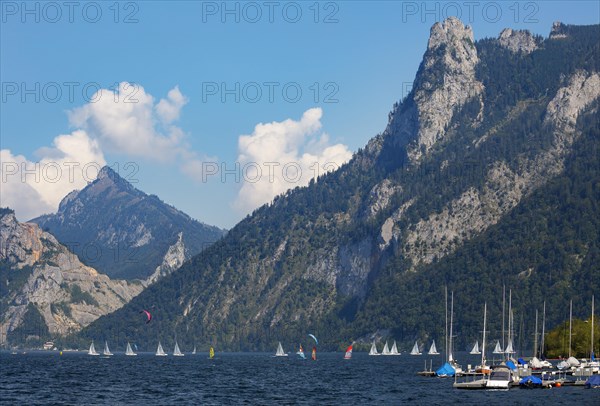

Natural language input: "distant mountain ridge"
[78,20,599,352]
[31,166,226,280]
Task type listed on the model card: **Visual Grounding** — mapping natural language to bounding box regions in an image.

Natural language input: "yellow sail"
[209,346,215,359]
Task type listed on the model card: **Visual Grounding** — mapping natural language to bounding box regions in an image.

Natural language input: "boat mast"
[445,286,448,362]
[506,289,512,358]
[482,302,487,367]
[569,300,572,358]
[502,285,506,354]
[591,295,595,361]
[449,291,454,362]
[541,301,546,359]
[533,309,538,358]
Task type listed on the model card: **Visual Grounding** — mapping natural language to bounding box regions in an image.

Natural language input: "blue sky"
[1,1,599,228]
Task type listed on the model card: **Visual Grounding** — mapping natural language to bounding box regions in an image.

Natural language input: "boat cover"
[566,356,580,367]
[519,376,542,385]
[584,375,600,388]
[506,360,517,370]
[435,362,456,377]
[529,357,543,368]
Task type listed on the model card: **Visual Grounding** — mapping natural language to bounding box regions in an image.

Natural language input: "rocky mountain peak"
[57,189,80,213]
[381,18,483,162]
[408,17,483,161]
[0,208,143,344]
[428,17,476,54]
[498,28,538,54]
[1,208,46,267]
[30,165,225,280]
[93,165,135,192]
[550,21,568,39]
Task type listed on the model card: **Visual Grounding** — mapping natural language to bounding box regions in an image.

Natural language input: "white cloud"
[68,82,188,162]
[2,82,195,221]
[234,108,352,214]
[1,130,106,221]
[156,86,188,124]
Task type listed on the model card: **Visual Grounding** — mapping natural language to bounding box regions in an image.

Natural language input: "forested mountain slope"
[76,20,599,352]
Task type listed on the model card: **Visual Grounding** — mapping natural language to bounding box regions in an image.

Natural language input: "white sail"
[410,341,421,355]
[275,342,288,357]
[156,341,167,356]
[382,341,391,355]
[192,346,196,355]
[470,340,481,355]
[103,341,113,356]
[173,341,184,356]
[505,338,515,354]
[125,342,136,356]
[428,340,439,355]
[368,341,380,356]
[390,341,400,355]
[493,340,503,354]
[88,342,99,356]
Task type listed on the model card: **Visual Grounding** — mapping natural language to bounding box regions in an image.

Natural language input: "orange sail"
[311,346,317,361]
[344,345,353,359]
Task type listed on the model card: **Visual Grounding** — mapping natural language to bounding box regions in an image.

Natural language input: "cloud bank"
[1,83,197,220]
[234,108,352,214]
[1,130,105,220]
[2,84,352,225]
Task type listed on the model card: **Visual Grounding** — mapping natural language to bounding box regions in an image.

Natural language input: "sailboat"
[274,342,288,357]
[504,339,515,354]
[382,341,391,355]
[589,295,598,367]
[103,341,113,356]
[173,341,184,356]
[209,346,215,359]
[390,340,400,355]
[493,340,503,354]
[125,342,137,356]
[410,341,421,355]
[88,342,99,356]
[344,345,353,359]
[476,302,490,374]
[470,340,481,355]
[428,340,439,355]
[156,341,167,356]
[296,344,305,359]
[192,346,196,355]
[368,341,380,356]
[504,289,516,356]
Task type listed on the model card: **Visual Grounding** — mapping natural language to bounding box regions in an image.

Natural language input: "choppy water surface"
[1,351,598,405]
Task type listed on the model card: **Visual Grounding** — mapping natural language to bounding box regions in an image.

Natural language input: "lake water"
[1,351,598,405]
